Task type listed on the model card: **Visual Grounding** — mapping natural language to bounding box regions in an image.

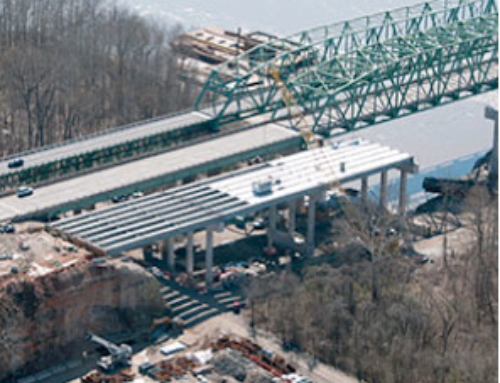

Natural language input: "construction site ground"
[9,199,469,383]
[68,277,357,383]
[0,222,89,285]
[413,222,476,262]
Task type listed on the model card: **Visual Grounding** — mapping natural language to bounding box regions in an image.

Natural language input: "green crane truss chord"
[195,0,498,136]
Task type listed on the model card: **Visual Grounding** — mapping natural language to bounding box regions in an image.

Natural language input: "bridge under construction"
[0,0,496,194]
[53,139,417,287]
[0,2,498,382]
[0,0,497,269]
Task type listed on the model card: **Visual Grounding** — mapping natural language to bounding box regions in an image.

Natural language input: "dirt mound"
[0,259,164,381]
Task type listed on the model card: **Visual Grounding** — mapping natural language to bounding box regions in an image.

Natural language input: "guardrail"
[1,106,212,163]
[0,116,215,191]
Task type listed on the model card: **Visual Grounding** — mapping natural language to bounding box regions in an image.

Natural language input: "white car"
[17,186,34,198]
[281,374,316,383]
[132,191,145,198]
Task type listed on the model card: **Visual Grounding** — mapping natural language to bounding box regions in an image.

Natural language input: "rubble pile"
[81,370,135,383]
[212,336,296,378]
[150,356,198,381]
[213,348,255,381]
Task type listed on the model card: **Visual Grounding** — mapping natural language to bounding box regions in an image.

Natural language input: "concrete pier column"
[361,177,368,206]
[161,240,168,265]
[143,245,154,263]
[288,201,296,234]
[379,171,388,210]
[307,194,317,256]
[186,232,194,276]
[267,205,277,248]
[398,170,408,216]
[205,227,214,288]
[161,238,175,271]
[161,238,175,270]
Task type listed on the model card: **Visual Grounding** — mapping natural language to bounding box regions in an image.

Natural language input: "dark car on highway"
[7,158,24,169]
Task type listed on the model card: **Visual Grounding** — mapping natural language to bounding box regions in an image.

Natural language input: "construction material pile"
[150,356,198,381]
[212,336,296,378]
[81,370,135,383]
[213,348,255,381]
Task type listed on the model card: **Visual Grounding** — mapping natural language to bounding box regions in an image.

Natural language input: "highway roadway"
[0,110,211,177]
[0,123,300,223]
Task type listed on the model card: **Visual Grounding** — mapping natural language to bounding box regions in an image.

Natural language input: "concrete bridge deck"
[0,110,211,177]
[54,138,417,257]
[0,123,300,223]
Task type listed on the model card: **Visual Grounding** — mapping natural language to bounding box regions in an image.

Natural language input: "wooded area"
[248,188,498,383]
[0,0,196,156]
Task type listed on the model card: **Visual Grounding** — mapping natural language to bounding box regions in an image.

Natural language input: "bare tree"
[0,0,196,154]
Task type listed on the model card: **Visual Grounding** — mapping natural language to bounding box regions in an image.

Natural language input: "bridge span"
[0,0,496,226]
[0,123,300,223]
[0,109,214,191]
[52,139,417,287]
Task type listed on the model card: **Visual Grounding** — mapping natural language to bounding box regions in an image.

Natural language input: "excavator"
[86,332,133,371]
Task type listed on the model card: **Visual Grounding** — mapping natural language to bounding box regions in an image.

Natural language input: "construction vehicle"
[86,332,132,371]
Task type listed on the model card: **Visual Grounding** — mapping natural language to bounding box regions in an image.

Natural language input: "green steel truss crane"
[195,0,498,136]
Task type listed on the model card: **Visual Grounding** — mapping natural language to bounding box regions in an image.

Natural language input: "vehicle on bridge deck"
[8,158,24,169]
[17,186,34,198]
